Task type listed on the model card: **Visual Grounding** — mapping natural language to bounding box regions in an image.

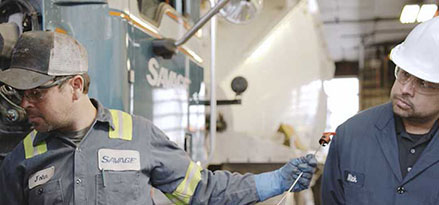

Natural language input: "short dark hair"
[81,73,90,94]
[57,73,90,94]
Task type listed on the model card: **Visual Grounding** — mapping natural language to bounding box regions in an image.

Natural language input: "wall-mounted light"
[400,4,438,24]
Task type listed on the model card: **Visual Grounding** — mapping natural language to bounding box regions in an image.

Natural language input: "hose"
[0,0,40,30]
[0,85,26,122]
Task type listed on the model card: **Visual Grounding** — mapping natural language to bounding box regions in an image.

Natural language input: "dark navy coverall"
[322,103,439,205]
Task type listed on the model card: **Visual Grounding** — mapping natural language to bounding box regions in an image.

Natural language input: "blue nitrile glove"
[253,154,317,201]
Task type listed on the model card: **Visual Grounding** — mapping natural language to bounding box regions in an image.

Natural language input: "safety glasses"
[20,76,73,103]
[394,66,439,95]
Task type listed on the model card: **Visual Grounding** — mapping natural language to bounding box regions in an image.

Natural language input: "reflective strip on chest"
[98,149,140,171]
[23,130,47,159]
[109,109,133,141]
[28,166,54,189]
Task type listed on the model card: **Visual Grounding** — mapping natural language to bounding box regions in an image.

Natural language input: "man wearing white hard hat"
[321,17,439,204]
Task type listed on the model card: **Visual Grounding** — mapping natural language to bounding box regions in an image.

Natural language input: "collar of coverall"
[374,102,394,131]
[32,98,116,146]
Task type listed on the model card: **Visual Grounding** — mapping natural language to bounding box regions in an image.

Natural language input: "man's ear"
[70,75,84,100]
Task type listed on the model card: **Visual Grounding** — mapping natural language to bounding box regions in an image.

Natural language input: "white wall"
[211,0,335,163]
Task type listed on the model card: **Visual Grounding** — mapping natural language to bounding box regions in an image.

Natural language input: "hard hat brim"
[390,44,439,84]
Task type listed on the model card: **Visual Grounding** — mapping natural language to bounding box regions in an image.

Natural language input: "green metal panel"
[42,2,129,110]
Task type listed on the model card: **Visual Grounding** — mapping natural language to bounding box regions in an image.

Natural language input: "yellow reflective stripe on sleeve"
[168,161,202,204]
[109,109,133,141]
[23,130,47,159]
[165,194,186,205]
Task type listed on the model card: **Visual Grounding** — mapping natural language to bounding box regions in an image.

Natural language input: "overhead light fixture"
[400,4,420,24]
[400,4,438,24]
[417,4,438,22]
[220,0,263,24]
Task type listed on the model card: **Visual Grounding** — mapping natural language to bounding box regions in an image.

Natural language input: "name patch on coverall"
[344,170,365,187]
[28,166,55,189]
[98,149,140,171]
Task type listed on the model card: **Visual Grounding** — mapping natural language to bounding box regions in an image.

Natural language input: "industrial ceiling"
[316,0,420,62]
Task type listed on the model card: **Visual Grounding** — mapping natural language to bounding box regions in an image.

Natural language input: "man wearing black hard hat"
[0,31,318,205]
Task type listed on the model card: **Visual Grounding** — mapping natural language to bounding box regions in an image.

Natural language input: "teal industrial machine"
[0,0,262,165]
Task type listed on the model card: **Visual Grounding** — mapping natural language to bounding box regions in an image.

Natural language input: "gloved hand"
[253,154,317,201]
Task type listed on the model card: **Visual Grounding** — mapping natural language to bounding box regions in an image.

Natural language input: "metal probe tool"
[276,132,335,205]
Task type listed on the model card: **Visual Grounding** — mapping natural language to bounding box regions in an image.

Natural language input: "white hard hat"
[390,17,439,83]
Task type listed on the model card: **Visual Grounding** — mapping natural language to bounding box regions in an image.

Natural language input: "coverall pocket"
[344,184,369,205]
[28,179,64,205]
[96,171,141,205]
